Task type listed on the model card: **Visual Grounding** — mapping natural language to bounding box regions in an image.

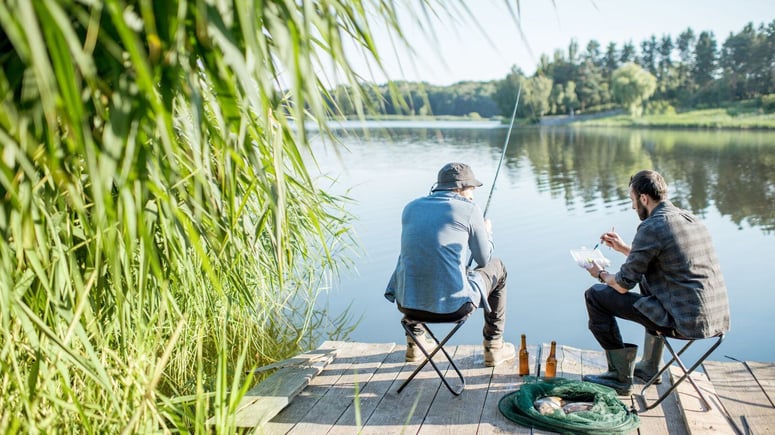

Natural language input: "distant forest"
[328,20,775,120]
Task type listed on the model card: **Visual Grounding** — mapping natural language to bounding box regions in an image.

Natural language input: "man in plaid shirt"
[582,170,730,395]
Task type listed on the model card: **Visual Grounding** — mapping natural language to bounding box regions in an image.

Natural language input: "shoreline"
[339,108,775,130]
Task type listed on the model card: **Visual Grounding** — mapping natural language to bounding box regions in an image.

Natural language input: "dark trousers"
[402,257,508,341]
[476,257,508,341]
[584,284,676,350]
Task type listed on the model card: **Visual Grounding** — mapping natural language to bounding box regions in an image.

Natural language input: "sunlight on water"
[310,124,775,363]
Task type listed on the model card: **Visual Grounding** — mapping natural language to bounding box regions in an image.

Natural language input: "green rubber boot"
[583,343,638,395]
[634,332,665,384]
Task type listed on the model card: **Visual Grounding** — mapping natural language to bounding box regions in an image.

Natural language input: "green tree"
[719,22,775,100]
[550,83,565,114]
[676,28,697,102]
[604,42,619,79]
[763,20,775,94]
[562,81,580,114]
[640,35,658,75]
[526,74,554,118]
[585,39,603,67]
[611,62,658,116]
[577,59,608,109]
[694,31,719,87]
[493,67,552,120]
[620,41,637,64]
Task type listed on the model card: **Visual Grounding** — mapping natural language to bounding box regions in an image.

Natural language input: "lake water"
[309,121,775,363]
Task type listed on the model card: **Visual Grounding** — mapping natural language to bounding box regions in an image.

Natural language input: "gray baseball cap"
[432,162,483,191]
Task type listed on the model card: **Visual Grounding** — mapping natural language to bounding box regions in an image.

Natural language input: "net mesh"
[498,377,640,434]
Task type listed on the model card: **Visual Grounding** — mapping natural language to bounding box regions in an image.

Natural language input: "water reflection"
[330,126,775,233]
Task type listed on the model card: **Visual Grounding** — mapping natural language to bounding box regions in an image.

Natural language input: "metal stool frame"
[397,318,468,396]
[634,332,725,412]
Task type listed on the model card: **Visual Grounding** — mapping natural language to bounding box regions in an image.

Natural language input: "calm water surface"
[310,122,775,363]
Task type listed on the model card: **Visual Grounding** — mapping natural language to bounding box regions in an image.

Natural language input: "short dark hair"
[629,170,667,201]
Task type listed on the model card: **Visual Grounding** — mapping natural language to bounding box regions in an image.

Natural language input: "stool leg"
[634,334,724,413]
[397,320,466,396]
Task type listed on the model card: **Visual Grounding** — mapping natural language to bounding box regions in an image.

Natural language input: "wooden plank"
[705,360,775,434]
[328,346,408,435]
[251,348,338,374]
[418,344,483,434]
[748,361,775,408]
[670,367,731,434]
[261,342,388,433]
[359,344,454,434]
[638,375,688,435]
[629,358,681,435]
[223,341,341,428]
[261,341,370,434]
[284,342,396,434]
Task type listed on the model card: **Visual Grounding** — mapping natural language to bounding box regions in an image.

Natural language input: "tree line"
[330,20,775,120]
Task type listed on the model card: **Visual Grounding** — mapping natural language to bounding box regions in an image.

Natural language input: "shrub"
[645,100,676,115]
[761,94,775,113]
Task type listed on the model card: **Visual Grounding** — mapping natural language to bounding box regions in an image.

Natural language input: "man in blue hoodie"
[385,162,513,367]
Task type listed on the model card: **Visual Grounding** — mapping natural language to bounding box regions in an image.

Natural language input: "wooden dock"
[234,340,775,434]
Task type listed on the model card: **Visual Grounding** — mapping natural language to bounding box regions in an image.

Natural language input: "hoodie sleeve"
[468,203,493,268]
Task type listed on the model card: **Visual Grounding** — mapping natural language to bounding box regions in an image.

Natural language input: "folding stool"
[634,331,725,412]
[396,304,475,396]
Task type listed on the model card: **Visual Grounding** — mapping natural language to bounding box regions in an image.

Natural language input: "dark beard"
[637,201,649,221]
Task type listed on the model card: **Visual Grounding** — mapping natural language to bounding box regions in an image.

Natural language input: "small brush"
[593,226,615,250]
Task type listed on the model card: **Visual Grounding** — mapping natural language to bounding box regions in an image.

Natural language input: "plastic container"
[569,247,611,269]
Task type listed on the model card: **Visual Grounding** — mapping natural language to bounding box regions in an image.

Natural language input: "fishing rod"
[483,84,521,218]
[471,84,522,314]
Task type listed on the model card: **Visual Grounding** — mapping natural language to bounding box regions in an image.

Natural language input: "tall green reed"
[0,0,490,431]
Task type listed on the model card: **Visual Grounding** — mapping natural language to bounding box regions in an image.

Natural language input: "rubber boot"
[634,332,665,384]
[583,343,638,395]
[592,352,619,381]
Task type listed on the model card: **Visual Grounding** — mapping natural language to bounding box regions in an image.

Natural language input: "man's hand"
[587,261,603,279]
[600,230,629,255]
[484,218,492,234]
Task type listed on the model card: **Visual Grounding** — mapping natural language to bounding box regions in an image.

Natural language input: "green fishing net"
[498,377,640,434]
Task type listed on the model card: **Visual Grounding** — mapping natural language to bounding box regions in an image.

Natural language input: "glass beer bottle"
[519,334,529,376]
[545,341,557,378]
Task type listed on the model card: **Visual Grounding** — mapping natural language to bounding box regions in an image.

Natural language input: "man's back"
[624,202,730,338]
[385,191,491,314]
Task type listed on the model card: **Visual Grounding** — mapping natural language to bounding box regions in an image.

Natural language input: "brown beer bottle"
[518,334,529,376]
[545,341,557,378]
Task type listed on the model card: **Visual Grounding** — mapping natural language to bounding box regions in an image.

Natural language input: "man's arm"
[469,208,493,267]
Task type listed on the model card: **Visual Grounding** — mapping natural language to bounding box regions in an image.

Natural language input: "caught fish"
[562,401,594,413]
[533,396,564,415]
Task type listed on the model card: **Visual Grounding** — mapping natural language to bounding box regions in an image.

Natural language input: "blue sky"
[347,0,775,86]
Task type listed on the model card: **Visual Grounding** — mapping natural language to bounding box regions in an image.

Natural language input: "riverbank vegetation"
[0,0,459,432]
[572,106,775,129]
